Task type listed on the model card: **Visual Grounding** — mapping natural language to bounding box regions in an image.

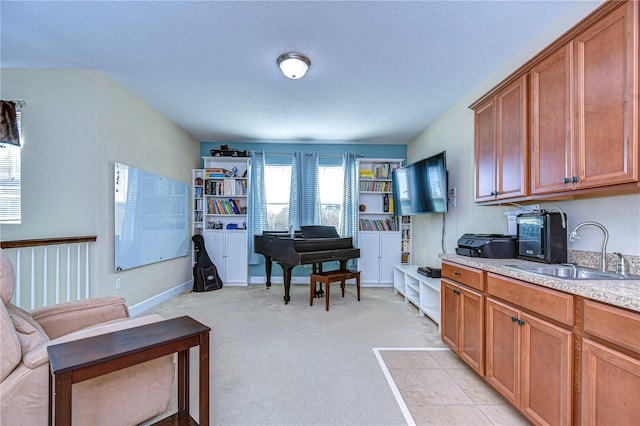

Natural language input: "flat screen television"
[392,151,448,216]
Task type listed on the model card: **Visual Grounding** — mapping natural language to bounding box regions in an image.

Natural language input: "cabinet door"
[581,338,640,425]
[224,231,247,284]
[574,1,638,189]
[520,312,573,426]
[474,99,497,202]
[486,297,520,407]
[441,279,460,352]
[378,232,400,284]
[203,231,226,280]
[531,43,574,195]
[496,75,529,200]
[358,232,380,284]
[459,285,484,375]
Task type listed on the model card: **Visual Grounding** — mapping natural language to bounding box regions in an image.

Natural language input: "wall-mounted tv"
[392,151,448,216]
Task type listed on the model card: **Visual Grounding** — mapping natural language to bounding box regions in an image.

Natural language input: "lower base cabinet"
[441,280,484,375]
[581,339,640,424]
[441,260,640,426]
[581,299,640,424]
[486,297,573,426]
[441,261,485,375]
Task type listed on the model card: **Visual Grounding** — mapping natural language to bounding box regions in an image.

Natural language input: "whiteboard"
[114,163,190,271]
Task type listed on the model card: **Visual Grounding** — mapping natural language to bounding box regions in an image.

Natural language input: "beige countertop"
[440,254,640,313]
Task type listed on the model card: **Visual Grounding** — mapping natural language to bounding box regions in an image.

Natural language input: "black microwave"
[516,211,567,263]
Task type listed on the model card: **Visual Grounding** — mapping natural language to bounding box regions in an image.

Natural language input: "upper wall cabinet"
[473,75,529,203]
[573,2,637,189]
[532,1,638,195]
[473,0,639,204]
[530,43,574,194]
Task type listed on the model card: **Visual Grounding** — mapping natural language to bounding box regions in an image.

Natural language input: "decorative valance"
[0,100,20,146]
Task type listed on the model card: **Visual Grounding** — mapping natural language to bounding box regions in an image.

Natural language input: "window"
[265,165,292,230]
[264,163,344,231]
[318,166,343,229]
[0,109,21,224]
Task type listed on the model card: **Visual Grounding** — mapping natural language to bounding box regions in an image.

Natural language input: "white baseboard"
[129,280,192,317]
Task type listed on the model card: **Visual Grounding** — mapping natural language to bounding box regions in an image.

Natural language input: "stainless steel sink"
[503,264,637,280]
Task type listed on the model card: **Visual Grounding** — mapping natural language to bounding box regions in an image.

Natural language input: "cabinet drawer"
[442,261,484,291]
[487,273,574,326]
[584,299,640,355]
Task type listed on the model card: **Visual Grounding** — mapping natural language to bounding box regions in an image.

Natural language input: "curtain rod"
[260,151,364,158]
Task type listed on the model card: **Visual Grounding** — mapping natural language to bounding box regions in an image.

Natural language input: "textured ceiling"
[1,1,578,144]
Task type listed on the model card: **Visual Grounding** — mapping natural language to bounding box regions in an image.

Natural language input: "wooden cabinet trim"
[520,312,573,426]
[487,273,574,326]
[458,285,485,375]
[584,299,640,355]
[441,260,484,291]
[485,297,520,407]
[581,338,640,425]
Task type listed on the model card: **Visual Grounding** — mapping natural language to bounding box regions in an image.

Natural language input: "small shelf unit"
[393,264,441,330]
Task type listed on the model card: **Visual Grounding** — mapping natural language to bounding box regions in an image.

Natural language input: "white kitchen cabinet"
[358,231,400,286]
[203,229,247,285]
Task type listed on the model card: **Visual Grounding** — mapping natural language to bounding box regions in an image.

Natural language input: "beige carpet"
[140,284,528,425]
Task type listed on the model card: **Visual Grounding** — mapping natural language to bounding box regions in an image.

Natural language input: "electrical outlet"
[116,278,121,290]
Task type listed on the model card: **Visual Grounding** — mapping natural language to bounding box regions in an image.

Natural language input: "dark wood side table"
[47,315,210,426]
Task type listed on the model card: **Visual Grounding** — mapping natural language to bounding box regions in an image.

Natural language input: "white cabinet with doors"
[202,229,247,285]
[359,231,401,286]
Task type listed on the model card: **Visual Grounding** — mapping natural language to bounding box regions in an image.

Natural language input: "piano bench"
[309,269,360,311]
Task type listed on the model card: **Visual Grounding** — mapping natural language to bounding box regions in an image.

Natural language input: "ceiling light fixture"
[277,52,311,80]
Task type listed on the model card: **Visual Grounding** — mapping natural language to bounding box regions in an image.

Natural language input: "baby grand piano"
[253,226,360,304]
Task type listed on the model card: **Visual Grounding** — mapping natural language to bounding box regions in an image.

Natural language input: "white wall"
[0,69,200,306]
[408,0,640,267]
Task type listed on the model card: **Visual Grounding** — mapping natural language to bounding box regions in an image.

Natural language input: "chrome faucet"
[614,252,630,277]
[569,221,609,272]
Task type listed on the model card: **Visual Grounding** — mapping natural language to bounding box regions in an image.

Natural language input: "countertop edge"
[439,254,640,313]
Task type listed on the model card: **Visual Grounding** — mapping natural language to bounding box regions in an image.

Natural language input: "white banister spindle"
[43,246,48,306]
[76,244,81,301]
[15,249,21,307]
[6,238,95,311]
[55,246,60,304]
[30,247,35,310]
[85,242,90,299]
[66,245,71,302]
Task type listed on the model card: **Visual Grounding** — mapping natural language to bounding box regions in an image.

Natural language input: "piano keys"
[253,230,360,304]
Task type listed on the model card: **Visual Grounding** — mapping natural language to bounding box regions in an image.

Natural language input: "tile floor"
[378,349,531,425]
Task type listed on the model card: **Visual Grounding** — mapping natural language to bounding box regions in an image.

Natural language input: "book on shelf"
[358,218,398,231]
[359,180,392,192]
[205,168,226,178]
[229,198,240,214]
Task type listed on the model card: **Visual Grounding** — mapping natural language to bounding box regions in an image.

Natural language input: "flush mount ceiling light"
[277,52,311,80]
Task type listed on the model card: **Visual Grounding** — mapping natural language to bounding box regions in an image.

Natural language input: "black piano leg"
[282,266,293,304]
[264,256,273,289]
